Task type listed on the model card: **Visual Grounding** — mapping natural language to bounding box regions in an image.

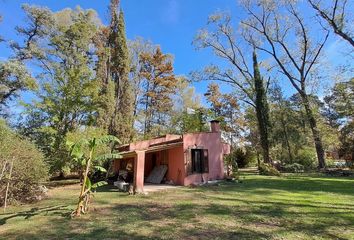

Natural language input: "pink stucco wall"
[134,151,145,193]
[167,146,185,185]
[182,132,226,185]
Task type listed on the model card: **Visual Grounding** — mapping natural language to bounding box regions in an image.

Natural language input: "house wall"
[182,132,226,185]
[167,146,185,185]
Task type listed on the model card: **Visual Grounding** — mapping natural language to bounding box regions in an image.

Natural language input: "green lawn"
[1,174,354,240]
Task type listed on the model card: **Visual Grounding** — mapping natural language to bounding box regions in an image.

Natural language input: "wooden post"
[0,160,8,181]
[134,151,145,193]
[4,157,14,212]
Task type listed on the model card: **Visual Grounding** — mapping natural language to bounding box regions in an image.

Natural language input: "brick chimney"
[210,120,221,133]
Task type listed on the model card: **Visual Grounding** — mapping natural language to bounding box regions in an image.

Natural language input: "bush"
[283,163,304,173]
[259,163,281,176]
[227,148,253,168]
[0,119,48,205]
[294,147,317,170]
[326,158,348,168]
[224,153,238,177]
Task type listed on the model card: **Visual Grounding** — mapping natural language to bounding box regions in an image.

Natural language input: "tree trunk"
[301,94,326,168]
[255,106,271,163]
[74,149,93,217]
[280,114,293,163]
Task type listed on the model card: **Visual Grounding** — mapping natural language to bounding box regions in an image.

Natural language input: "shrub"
[326,158,348,168]
[0,119,48,206]
[224,154,238,177]
[259,163,281,176]
[283,163,304,173]
[294,147,317,170]
[227,148,253,168]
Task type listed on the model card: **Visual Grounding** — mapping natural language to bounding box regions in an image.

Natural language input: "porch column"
[134,150,145,193]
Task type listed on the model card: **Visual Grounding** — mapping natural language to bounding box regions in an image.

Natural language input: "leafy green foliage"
[104,3,135,143]
[283,163,305,173]
[259,163,281,176]
[16,7,101,175]
[226,148,252,168]
[253,51,271,163]
[324,78,354,163]
[0,119,48,205]
[294,147,317,170]
[169,77,206,134]
[0,60,37,107]
[67,134,120,217]
[224,151,238,177]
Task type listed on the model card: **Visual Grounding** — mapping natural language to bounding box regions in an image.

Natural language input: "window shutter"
[202,149,209,173]
[186,148,192,176]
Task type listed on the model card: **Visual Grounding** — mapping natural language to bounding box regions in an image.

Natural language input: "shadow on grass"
[45,179,80,189]
[2,175,354,239]
[1,199,352,240]
[95,184,122,193]
[0,205,71,225]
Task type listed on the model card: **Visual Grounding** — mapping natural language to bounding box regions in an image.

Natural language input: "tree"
[0,60,36,107]
[18,7,100,174]
[269,85,315,164]
[206,83,245,147]
[169,76,205,134]
[106,0,134,143]
[0,5,53,113]
[325,78,354,161]
[139,47,177,137]
[269,85,295,163]
[0,119,47,207]
[128,37,157,121]
[253,51,271,163]
[241,0,329,168]
[308,0,354,48]
[193,12,271,163]
[95,26,116,133]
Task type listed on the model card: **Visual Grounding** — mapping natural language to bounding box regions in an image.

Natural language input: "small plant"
[66,135,121,217]
[259,163,281,176]
[283,163,304,173]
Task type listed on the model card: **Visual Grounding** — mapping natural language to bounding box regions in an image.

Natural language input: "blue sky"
[0,0,352,111]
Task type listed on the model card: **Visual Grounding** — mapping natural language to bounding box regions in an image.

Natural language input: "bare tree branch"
[308,0,354,47]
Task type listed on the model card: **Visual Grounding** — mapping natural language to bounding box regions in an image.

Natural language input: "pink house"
[113,120,231,193]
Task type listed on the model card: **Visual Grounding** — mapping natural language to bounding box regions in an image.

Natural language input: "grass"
[1,174,354,240]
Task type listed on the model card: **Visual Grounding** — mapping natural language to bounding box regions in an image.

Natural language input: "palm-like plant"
[67,135,121,217]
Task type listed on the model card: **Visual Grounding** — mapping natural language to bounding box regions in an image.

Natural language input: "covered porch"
[112,140,184,193]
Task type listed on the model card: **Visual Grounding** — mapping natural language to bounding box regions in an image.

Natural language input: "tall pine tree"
[97,0,134,143]
[253,51,271,163]
[111,8,134,143]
